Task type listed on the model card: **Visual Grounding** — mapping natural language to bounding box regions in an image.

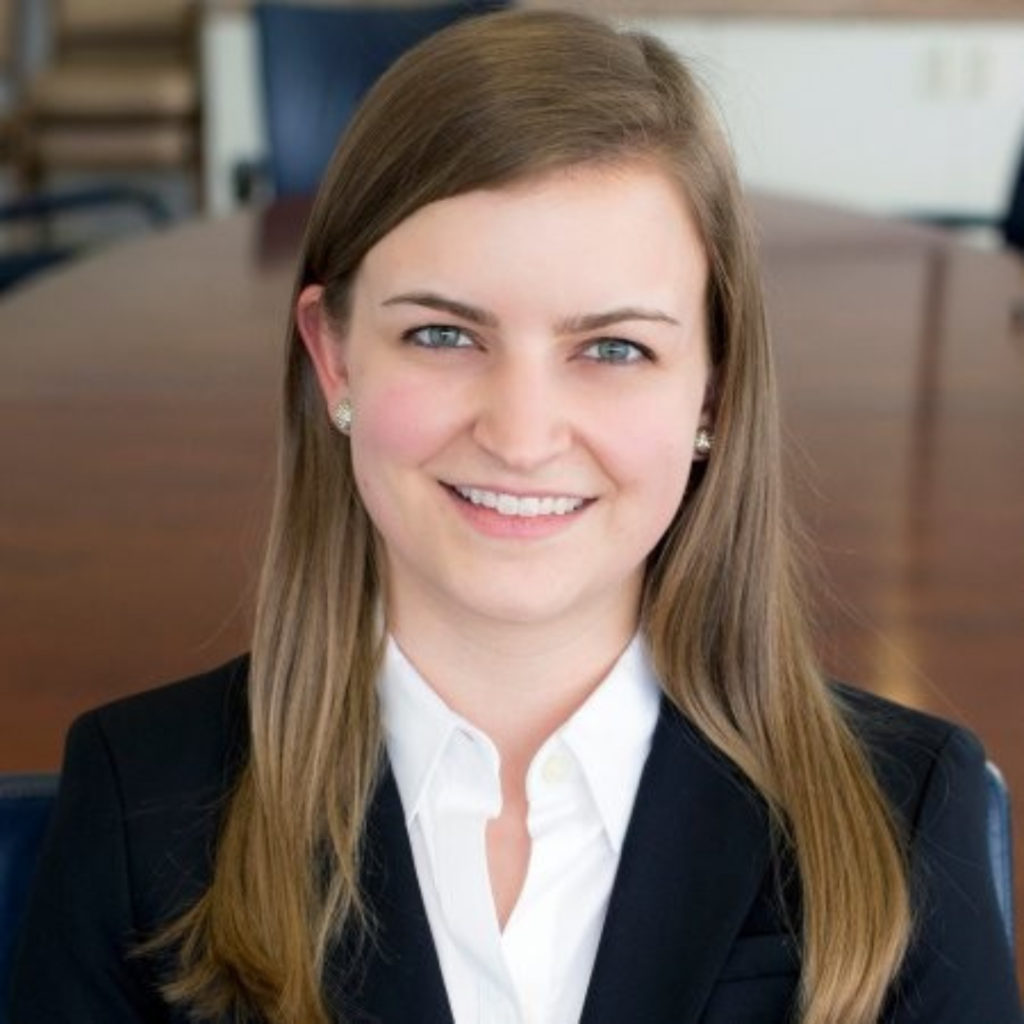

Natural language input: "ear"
[296,284,349,406]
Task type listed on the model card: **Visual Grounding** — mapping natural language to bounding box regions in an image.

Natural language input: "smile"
[451,485,588,518]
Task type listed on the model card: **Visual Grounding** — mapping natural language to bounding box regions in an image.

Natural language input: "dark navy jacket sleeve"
[885,725,1021,1022]
[9,712,170,1022]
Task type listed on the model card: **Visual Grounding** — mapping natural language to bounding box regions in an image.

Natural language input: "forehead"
[355,161,708,308]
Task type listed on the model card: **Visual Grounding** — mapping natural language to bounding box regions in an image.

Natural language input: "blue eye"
[406,325,473,349]
[583,338,648,364]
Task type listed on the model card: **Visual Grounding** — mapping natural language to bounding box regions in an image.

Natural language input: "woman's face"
[300,162,712,637]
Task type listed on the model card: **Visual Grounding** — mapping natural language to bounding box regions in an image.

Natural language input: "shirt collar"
[378,634,662,850]
[557,636,661,852]
[379,637,496,826]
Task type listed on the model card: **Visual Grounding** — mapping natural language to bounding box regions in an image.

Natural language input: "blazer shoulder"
[73,654,251,806]
[830,682,986,830]
[832,680,965,746]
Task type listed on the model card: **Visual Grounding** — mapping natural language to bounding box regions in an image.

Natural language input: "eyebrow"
[382,292,498,328]
[381,291,680,332]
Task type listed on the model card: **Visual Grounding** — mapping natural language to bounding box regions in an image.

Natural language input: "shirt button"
[541,752,572,784]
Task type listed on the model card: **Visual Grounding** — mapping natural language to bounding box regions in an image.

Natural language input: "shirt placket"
[431,729,519,1024]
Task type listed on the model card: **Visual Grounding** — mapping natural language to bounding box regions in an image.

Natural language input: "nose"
[471,356,572,471]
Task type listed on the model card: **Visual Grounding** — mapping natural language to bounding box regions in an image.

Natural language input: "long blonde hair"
[154,10,910,1022]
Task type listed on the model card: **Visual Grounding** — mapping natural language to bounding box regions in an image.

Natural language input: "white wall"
[200,10,265,216]
[639,17,1024,218]
[201,12,1024,220]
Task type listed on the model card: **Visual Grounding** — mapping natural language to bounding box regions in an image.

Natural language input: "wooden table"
[2,195,1022,971]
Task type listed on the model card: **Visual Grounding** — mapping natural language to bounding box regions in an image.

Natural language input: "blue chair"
[0,773,57,1008]
[247,0,509,200]
[984,761,1016,955]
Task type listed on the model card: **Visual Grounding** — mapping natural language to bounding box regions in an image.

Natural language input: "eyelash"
[403,324,475,349]
[581,338,653,364]
[401,324,654,365]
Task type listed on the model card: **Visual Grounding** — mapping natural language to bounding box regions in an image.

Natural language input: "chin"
[458,592,573,628]
[450,573,628,633]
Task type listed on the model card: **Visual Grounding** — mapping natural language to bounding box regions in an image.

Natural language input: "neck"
[388,597,639,770]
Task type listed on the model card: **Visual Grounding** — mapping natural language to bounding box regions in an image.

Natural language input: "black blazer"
[10,656,1022,1023]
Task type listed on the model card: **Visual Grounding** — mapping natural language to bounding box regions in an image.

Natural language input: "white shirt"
[378,636,662,1024]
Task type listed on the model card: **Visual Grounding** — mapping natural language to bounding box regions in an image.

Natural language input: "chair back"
[21,0,201,201]
[54,0,195,58]
[984,760,1016,954]
[0,774,57,1006]
[255,1,508,199]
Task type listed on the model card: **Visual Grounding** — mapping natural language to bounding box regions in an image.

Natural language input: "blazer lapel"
[325,767,454,1024]
[580,700,773,1024]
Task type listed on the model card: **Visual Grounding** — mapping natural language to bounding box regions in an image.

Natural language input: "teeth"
[454,486,586,518]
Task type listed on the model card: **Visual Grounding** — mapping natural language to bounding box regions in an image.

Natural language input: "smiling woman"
[296,166,711,641]
[9,9,1021,1024]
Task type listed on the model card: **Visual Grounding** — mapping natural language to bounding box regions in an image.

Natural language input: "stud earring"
[695,427,714,457]
[332,398,353,436]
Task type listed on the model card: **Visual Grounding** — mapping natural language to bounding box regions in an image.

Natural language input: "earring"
[332,398,353,436]
[695,427,714,457]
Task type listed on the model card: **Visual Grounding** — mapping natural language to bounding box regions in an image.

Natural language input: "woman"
[11,10,1020,1024]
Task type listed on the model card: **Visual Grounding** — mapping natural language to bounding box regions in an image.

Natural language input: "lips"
[450,485,588,518]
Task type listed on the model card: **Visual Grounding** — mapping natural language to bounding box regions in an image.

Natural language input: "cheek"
[639,436,693,513]
[350,375,464,514]
[354,379,433,465]
[349,383,425,543]
[606,399,700,524]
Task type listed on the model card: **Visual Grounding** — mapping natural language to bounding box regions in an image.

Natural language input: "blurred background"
[0,0,1022,985]
[2,0,1021,262]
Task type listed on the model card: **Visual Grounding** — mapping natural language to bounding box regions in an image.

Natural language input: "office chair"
[244,0,510,201]
[18,0,203,205]
[0,773,58,1005]
[0,1,173,295]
